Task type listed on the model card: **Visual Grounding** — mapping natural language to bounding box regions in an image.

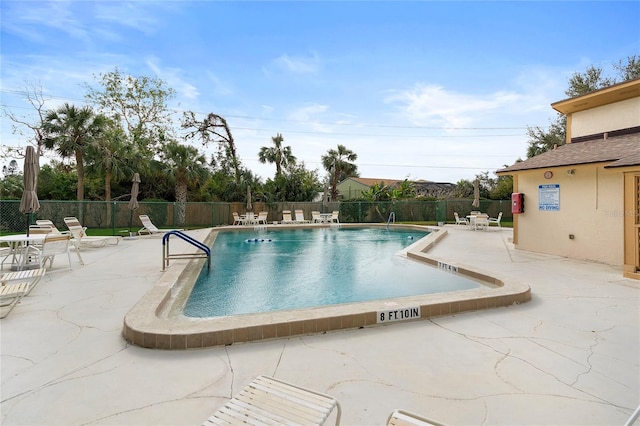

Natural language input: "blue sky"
[1,1,639,184]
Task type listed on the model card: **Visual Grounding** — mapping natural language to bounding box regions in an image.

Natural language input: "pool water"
[184,227,480,318]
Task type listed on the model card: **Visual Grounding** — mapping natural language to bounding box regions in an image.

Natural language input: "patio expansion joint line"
[428,318,627,409]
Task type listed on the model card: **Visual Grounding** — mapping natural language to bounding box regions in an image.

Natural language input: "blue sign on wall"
[539,184,560,211]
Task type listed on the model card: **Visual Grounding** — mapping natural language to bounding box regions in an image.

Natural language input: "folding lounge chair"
[330,211,340,224]
[256,211,268,225]
[232,212,243,226]
[35,220,67,234]
[0,268,46,318]
[387,409,449,426]
[138,214,180,235]
[202,375,342,426]
[281,210,295,224]
[64,217,120,247]
[138,215,165,235]
[295,209,310,223]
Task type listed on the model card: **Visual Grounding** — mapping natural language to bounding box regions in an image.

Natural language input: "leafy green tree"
[0,173,23,199]
[85,67,176,155]
[321,144,359,201]
[161,140,208,225]
[361,181,392,201]
[42,103,108,201]
[37,163,78,200]
[263,162,320,202]
[258,133,296,178]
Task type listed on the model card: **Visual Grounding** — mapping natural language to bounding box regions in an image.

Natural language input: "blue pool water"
[184,227,480,318]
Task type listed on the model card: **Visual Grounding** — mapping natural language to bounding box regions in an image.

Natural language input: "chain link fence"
[0,199,513,235]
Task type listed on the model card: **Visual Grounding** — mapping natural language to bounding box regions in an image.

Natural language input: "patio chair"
[312,211,322,223]
[138,214,169,235]
[330,211,340,224]
[64,217,120,248]
[0,268,46,318]
[282,210,295,224]
[454,212,469,226]
[488,212,503,228]
[256,211,268,225]
[35,220,67,234]
[387,409,449,426]
[474,214,489,231]
[295,209,310,223]
[202,375,342,426]
[232,212,243,225]
[24,233,83,270]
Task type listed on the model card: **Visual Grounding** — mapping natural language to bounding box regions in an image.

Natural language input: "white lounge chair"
[387,409,448,426]
[256,211,268,225]
[138,214,168,235]
[282,210,295,224]
[0,268,46,318]
[35,220,66,234]
[64,217,120,247]
[330,211,340,224]
[202,375,342,426]
[312,211,322,223]
[232,212,243,225]
[454,212,469,226]
[488,212,503,228]
[295,209,310,223]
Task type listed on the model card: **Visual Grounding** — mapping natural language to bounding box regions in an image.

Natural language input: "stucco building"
[498,78,640,279]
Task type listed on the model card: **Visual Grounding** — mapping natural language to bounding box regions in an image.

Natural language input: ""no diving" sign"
[377,306,421,323]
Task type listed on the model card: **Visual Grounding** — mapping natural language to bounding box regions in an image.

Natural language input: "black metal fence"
[0,199,513,235]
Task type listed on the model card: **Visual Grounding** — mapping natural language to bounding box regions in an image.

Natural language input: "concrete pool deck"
[1,226,638,425]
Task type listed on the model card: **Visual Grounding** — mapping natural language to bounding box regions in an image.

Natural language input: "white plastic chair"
[454,212,468,226]
[295,209,310,223]
[330,211,340,224]
[25,233,83,270]
[312,211,322,223]
[488,212,503,228]
[281,210,295,224]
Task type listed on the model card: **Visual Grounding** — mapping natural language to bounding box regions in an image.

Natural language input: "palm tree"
[42,103,107,201]
[258,133,296,178]
[162,140,208,225]
[321,144,359,201]
[85,122,134,202]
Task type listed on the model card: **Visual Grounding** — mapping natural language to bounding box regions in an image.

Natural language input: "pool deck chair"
[295,209,310,223]
[64,217,121,248]
[282,210,295,224]
[387,409,449,426]
[0,268,46,319]
[202,375,342,426]
[138,215,168,235]
[488,211,503,228]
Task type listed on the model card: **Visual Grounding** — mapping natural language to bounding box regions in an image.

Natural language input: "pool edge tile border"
[122,225,531,349]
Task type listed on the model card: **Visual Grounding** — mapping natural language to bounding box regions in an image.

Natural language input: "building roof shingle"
[498,133,640,173]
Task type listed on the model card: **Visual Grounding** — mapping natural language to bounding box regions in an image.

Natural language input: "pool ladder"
[162,230,211,271]
[386,212,395,230]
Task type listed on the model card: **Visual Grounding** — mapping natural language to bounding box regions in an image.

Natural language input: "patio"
[1,226,638,425]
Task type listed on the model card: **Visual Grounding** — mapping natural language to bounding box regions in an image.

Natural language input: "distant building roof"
[346,177,405,187]
[498,131,640,173]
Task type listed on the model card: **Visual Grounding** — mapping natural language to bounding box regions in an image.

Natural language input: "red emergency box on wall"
[512,193,524,214]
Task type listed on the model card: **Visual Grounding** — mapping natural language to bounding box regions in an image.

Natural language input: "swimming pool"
[184,227,480,317]
[123,225,532,349]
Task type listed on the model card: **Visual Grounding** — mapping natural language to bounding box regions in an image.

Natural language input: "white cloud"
[146,57,199,100]
[268,52,321,75]
[288,104,331,133]
[386,84,527,128]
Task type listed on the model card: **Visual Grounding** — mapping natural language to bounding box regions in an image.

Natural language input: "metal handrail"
[386,212,395,230]
[162,230,210,271]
